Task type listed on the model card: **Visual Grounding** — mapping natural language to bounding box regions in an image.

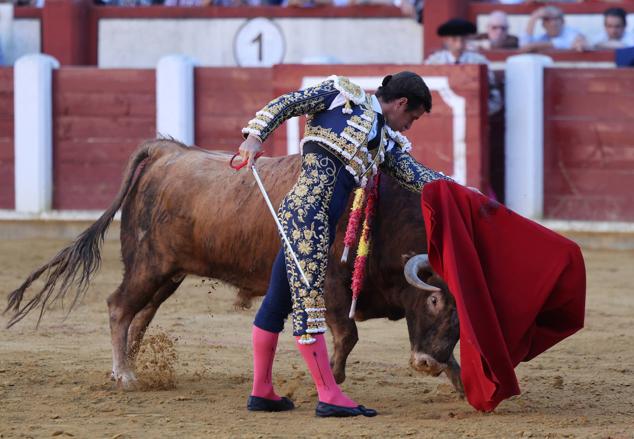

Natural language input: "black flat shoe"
[247,395,295,412]
[315,401,378,418]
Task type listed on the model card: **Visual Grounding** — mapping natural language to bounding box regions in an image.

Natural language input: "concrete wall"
[98,18,422,68]
[0,16,41,65]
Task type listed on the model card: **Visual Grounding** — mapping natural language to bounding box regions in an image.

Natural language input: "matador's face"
[384,98,426,133]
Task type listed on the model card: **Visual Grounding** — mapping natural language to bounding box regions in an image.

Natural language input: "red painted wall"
[52,68,156,210]
[46,65,486,210]
[0,68,14,209]
[195,68,272,151]
[9,64,633,221]
[543,68,634,221]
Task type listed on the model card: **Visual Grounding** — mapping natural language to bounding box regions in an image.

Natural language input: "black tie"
[368,113,385,150]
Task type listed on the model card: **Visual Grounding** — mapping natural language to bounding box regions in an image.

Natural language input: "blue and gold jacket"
[242,75,449,191]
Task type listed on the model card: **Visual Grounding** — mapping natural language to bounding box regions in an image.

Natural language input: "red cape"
[421,180,586,412]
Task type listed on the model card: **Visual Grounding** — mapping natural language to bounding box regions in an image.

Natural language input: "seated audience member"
[591,7,634,49]
[494,0,580,3]
[164,0,211,5]
[470,10,519,50]
[397,0,424,24]
[15,0,45,5]
[426,18,502,115]
[520,6,586,52]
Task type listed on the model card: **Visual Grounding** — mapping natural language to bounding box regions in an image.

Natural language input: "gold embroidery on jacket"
[330,75,366,104]
[380,146,452,193]
[242,80,338,141]
[278,153,338,339]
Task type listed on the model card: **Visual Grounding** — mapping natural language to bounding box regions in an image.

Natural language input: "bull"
[4,139,462,394]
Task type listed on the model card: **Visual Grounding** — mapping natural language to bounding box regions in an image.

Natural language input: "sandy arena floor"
[0,238,633,438]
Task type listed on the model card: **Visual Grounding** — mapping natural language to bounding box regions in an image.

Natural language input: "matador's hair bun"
[375,71,432,113]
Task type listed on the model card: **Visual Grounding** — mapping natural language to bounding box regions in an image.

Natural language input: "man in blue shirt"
[520,6,586,52]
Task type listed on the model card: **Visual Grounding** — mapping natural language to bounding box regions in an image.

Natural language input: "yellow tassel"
[351,188,364,210]
[357,223,371,257]
[343,99,353,114]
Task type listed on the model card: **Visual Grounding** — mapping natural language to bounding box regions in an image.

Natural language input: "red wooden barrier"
[0,68,14,209]
[52,68,155,210]
[36,65,487,210]
[544,68,634,221]
[195,68,272,151]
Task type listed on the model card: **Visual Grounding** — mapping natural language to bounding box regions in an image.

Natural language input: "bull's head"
[402,254,460,378]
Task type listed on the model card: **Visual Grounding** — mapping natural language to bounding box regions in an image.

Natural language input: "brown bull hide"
[5,139,460,393]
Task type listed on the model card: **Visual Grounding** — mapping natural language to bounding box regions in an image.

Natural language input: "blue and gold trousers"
[254,142,355,344]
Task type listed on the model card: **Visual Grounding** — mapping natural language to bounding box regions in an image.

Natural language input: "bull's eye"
[430,296,437,306]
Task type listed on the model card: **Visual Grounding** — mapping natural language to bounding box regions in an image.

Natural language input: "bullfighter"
[238,72,451,417]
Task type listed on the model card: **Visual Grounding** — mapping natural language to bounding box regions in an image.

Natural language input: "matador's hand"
[238,135,263,169]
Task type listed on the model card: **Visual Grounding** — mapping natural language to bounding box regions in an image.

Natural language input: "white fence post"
[505,54,553,219]
[156,55,196,145]
[14,54,59,213]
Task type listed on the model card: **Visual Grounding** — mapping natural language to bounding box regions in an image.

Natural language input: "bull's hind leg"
[127,274,185,364]
[107,273,168,389]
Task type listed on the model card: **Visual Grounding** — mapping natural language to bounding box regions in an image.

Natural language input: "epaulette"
[327,75,366,114]
[385,126,412,153]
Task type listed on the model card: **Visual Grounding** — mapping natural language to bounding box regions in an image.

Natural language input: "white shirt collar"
[371,94,383,114]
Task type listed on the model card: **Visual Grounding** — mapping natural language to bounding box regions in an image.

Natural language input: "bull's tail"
[4,141,156,328]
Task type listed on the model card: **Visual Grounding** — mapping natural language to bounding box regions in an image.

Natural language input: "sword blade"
[251,166,311,289]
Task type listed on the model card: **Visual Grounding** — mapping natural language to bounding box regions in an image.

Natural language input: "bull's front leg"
[444,353,464,398]
[326,307,359,384]
[324,260,359,384]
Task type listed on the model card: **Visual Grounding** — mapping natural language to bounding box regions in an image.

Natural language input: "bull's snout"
[409,352,446,377]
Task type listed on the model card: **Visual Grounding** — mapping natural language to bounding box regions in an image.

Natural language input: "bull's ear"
[401,252,417,266]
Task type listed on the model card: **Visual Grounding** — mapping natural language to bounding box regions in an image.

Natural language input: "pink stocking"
[251,326,281,401]
[296,333,357,407]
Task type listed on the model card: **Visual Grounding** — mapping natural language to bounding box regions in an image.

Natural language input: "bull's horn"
[404,254,441,291]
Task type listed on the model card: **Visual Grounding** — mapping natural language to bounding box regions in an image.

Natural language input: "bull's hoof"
[444,365,464,398]
[112,370,138,390]
[451,377,465,399]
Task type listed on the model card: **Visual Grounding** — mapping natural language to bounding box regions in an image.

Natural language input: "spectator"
[520,6,586,52]
[470,10,519,50]
[488,0,582,3]
[164,0,211,5]
[14,0,45,5]
[425,18,502,115]
[591,8,634,49]
[397,0,424,24]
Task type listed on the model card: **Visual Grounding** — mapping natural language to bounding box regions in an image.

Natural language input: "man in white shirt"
[591,7,634,49]
[425,18,502,115]
[520,6,586,52]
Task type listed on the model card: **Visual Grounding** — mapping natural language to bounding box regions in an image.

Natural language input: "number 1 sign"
[234,18,286,67]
